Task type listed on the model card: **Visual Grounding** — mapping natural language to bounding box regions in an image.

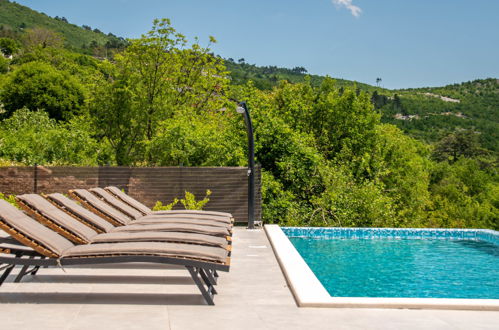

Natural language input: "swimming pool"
[265,225,499,310]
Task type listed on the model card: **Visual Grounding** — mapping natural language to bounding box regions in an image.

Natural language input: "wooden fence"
[0,166,262,224]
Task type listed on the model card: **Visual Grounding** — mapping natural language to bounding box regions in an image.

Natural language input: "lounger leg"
[13,256,35,283]
[0,264,15,286]
[29,256,45,276]
[201,268,218,287]
[30,265,41,275]
[186,266,215,306]
[14,265,29,283]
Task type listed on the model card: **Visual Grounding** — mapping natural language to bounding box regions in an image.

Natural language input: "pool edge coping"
[264,224,499,311]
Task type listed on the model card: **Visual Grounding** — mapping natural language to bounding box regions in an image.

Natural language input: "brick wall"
[0,166,261,224]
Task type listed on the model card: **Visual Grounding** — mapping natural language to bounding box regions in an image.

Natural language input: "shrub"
[1,61,85,120]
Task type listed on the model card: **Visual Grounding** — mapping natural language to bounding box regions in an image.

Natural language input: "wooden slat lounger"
[16,194,231,247]
[104,186,233,220]
[0,200,229,305]
[67,189,232,235]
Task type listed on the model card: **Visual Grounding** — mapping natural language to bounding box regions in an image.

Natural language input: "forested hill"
[375,78,499,152]
[229,55,498,152]
[0,0,126,52]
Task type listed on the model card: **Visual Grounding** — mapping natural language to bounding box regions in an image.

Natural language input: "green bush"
[153,190,212,211]
[0,108,100,165]
[1,61,85,120]
[0,192,18,207]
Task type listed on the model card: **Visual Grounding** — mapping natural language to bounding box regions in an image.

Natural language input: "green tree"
[273,78,380,179]
[372,124,432,225]
[147,111,246,166]
[23,27,64,50]
[90,18,229,164]
[428,158,498,229]
[115,18,228,141]
[1,61,85,120]
[0,37,19,56]
[433,130,484,162]
[89,64,145,165]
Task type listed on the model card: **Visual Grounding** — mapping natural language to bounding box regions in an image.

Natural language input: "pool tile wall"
[282,227,499,245]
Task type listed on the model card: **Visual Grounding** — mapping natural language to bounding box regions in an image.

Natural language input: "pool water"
[289,236,499,299]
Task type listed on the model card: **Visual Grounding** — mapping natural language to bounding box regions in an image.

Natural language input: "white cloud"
[332,0,362,17]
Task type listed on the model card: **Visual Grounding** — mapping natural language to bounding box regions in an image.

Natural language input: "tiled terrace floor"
[0,227,498,330]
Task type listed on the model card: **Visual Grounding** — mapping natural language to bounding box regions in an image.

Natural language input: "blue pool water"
[284,228,499,299]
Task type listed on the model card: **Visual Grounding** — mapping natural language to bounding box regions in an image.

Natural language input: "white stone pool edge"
[264,224,499,311]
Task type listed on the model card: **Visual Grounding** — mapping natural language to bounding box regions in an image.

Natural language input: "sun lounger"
[0,199,229,305]
[105,186,233,219]
[16,194,231,242]
[68,189,231,231]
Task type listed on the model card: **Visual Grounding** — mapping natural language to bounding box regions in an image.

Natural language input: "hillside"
[376,79,499,152]
[0,0,125,51]
[228,58,498,152]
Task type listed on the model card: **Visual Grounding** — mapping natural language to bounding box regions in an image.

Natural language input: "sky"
[13,0,499,89]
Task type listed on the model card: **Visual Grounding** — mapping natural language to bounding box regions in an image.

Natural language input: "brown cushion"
[152,209,233,218]
[0,199,74,256]
[90,188,144,219]
[112,222,229,237]
[132,216,231,229]
[47,193,115,233]
[62,241,228,263]
[142,213,232,224]
[91,231,228,248]
[72,189,131,225]
[105,186,151,215]
[17,194,98,242]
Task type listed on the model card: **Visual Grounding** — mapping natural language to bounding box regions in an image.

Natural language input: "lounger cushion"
[90,187,144,219]
[17,194,99,242]
[132,216,230,228]
[91,231,228,248]
[0,200,74,256]
[72,189,132,225]
[140,213,232,224]
[62,241,228,263]
[112,223,229,237]
[152,209,233,218]
[47,193,115,232]
[105,186,152,215]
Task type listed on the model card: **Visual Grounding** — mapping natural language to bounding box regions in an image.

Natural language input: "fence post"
[33,163,38,193]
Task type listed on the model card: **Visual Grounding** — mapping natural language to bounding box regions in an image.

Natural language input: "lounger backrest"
[17,194,99,243]
[0,199,74,257]
[47,193,115,233]
[71,189,132,225]
[105,186,151,215]
[90,188,144,219]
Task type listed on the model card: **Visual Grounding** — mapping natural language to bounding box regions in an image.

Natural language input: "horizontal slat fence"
[0,166,261,224]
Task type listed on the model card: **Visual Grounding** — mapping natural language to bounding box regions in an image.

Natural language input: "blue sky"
[14,0,499,89]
